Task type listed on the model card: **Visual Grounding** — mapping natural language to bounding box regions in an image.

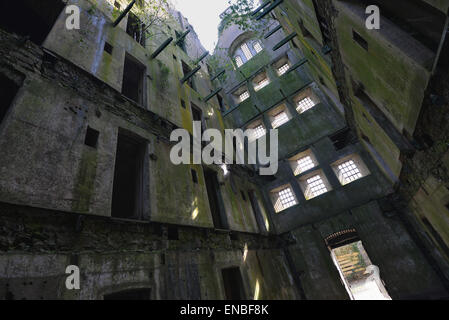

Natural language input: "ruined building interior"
[0,0,448,300]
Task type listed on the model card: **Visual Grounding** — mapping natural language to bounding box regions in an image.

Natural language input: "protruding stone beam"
[210,69,225,82]
[264,24,282,39]
[151,37,173,59]
[273,32,297,51]
[112,0,136,27]
[195,52,209,64]
[175,29,191,46]
[286,58,308,74]
[256,0,283,20]
[252,1,271,16]
[204,88,223,102]
[180,65,201,84]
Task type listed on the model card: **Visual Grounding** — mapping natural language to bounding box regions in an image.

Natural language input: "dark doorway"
[222,267,245,300]
[122,54,145,105]
[0,74,20,126]
[111,131,147,220]
[126,12,146,47]
[0,0,65,45]
[203,168,227,229]
[104,288,151,300]
[248,190,266,233]
[191,104,205,131]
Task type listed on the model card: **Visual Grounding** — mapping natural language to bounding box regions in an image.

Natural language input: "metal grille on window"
[241,43,253,60]
[305,175,328,199]
[253,41,263,53]
[338,160,362,184]
[295,156,315,175]
[254,77,269,91]
[275,188,297,212]
[271,111,289,128]
[296,97,317,113]
[277,63,290,76]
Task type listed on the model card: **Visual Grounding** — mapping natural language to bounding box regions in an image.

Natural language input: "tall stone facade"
[0,0,448,300]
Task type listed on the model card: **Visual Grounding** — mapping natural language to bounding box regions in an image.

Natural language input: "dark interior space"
[204,169,226,229]
[0,0,65,45]
[104,288,151,300]
[111,132,146,220]
[221,267,245,300]
[126,12,146,47]
[182,61,195,89]
[0,74,20,126]
[84,127,99,148]
[122,54,145,105]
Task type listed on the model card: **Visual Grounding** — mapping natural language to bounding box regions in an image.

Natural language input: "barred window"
[277,63,290,76]
[239,91,250,102]
[295,156,315,175]
[338,160,362,184]
[274,187,297,212]
[254,77,270,91]
[235,55,244,68]
[304,175,328,199]
[241,43,253,60]
[252,124,266,140]
[296,97,317,113]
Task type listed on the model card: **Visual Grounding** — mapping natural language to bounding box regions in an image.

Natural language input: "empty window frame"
[252,72,270,92]
[270,185,298,213]
[288,149,318,176]
[182,61,196,90]
[294,88,320,114]
[298,170,332,200]
[253,41,263,53]
[111,131,147,220]
[326,231,391,300]
[0,0,65,46]
[191,103,206,131]
[204,168,228,229]
[331,155,370,186]
[122,54,146,105]
[84,126,100,148]
[268,104,291,129]
[222,267,246,300]
[127,12,146,47]
[0,73,21,126]
[104,42,114,55]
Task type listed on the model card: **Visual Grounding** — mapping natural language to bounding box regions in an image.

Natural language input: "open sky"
[172,0,230,52]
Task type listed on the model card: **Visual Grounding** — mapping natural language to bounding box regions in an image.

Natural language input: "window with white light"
[235,55,244,68]
[294,88,320,114]
[271,186,298,213]
[239,91,250,102]
[289,150,318,176]
[277,63,290,76]
[271,111,289,129]
[252,124,266,140]
[296,97,317,113]
[304,175,328,199]
[254,77,270,91]
[253,41,263,53]
[331,155,370,186]
[338,160,362,184]
[241,43,253,60]
[298,170,332,200]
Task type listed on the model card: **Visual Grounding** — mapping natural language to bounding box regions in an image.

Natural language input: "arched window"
[232,38,264,68]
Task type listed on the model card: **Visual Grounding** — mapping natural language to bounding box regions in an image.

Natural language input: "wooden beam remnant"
[112,0,136,27]
[256,0,283,20]
[180,65,201,84]
[273,32,297,51]
[204,88,223,102]
[151,37,173,59]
